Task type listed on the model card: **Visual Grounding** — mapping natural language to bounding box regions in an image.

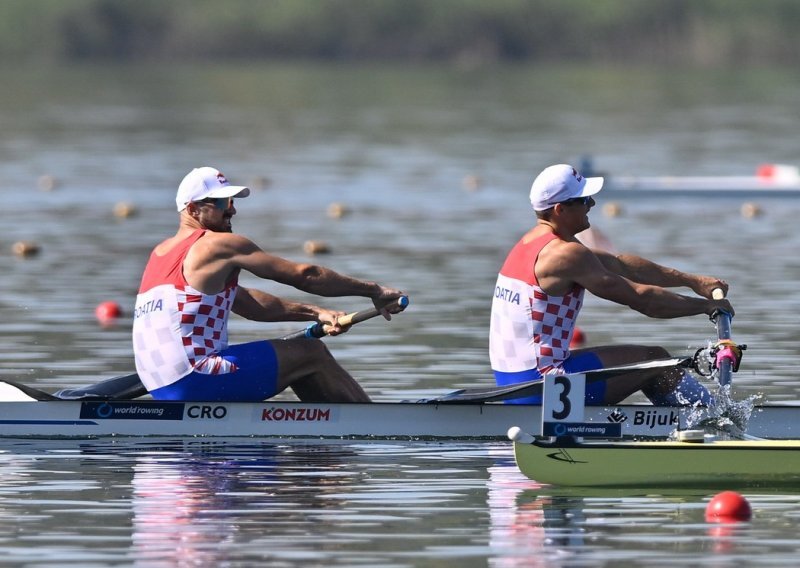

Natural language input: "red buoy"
[570,326,586,348]
[705,491,752,522]
[756,163,776,178]
[95,301,123,324]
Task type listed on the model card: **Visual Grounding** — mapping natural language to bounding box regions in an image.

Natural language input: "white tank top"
[132,230,238,391]
[490,232,584,373]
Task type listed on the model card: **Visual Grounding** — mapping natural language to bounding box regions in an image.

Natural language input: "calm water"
[2,62,800,565]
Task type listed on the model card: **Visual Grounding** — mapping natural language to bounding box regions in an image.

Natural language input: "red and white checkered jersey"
[490,232,584,374]
[133,229,239,391]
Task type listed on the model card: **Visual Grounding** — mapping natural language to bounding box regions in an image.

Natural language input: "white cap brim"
[203,186,251,199]
[581,176,604,197]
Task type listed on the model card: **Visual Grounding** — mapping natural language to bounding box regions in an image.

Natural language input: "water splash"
[682,382,763,439]
[671,341,760,439]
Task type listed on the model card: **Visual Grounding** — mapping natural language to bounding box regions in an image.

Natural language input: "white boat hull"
[1,399,797,440]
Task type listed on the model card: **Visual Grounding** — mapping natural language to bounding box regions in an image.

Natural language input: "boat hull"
[514,438,800,487]
[1,399,545,439]
[1,399,799,440]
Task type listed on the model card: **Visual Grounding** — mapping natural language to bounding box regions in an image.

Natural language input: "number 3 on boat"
[539,372,622,439]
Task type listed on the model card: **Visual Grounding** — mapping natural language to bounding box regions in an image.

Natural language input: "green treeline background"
[1,0,799,65]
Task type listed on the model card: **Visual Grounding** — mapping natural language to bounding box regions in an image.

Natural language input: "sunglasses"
[558,196,594,206]
[197,197,234,210]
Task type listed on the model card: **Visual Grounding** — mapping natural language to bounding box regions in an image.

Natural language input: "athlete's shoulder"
[537,238,597,279]
[548,235,590,255]
[200,231,257,252]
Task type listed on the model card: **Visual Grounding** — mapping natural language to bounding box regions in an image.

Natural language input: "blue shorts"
[493,352,606,405]
[150,341,279,402]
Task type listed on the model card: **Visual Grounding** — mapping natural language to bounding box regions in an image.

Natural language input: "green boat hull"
[514,438,800,488]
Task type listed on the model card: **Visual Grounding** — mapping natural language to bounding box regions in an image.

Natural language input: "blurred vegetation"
[1,0,799,66]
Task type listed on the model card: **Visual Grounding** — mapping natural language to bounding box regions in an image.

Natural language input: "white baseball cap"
[176,167,251,211]
[529,164,604,211]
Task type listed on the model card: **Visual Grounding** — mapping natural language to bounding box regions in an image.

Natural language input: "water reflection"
[487,454,592,567]
[129,440,360,566]
[3,439,800,564]
[487,450,800,566]
[487,460,713,567]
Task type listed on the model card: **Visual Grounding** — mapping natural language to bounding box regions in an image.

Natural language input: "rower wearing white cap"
[489,163,734,406]
[132,166,405,402]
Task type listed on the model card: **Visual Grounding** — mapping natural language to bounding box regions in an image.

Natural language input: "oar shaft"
[427,357,691,403]
[711,287,734,387]
[281,296,409,340]
[715,317,734,387]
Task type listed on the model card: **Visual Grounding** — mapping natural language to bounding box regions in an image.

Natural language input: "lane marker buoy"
[570,326,586,347]
[705,491,752,522]
[95,301,123,325]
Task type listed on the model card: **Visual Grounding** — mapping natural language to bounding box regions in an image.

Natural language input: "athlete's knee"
[276,338,337,368]
[303,338,335,359]
[275,336,326,352]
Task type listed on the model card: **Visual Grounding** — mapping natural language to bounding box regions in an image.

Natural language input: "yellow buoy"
[327,203,349,219]
[602,202,623,217]
[113,202,138,218]
[37,175,58,191]
[12,241,41,258]
[741,202,763,218]
[462,174,481,192]
[303,240,331,255]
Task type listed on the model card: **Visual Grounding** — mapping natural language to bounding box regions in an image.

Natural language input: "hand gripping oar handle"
[710,287,735,387]
[281,296,409,340]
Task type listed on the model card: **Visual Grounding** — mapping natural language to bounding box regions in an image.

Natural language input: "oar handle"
[281,296,409,340]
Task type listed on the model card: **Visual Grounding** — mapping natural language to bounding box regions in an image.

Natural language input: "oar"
[54,372,147,401]
[280,296,409,340]
[423,357,693,404]
[710,288,735,387]
[0,372,148,402]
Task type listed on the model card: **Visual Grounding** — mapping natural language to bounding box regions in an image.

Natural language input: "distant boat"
[603,163,800,195]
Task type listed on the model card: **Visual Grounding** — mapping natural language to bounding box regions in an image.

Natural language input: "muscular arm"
[185,232,403,313]
[593,249,727,299]
[232,287,323,322]
[232,286,356,335]
[541,241,732,319]
[186,233,380,295]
